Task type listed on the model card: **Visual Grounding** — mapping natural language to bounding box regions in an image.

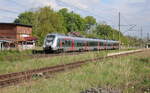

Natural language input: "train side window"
[77,41,80,47]
[77,42,80,47]
[89,41,97,46]
[100,42,104,46]
[62,40,65,47]
[69,40,72,46]
[74,40,77,47]
[95,42,98,46]
[65,40,68,47]
[68,40,71,47]
[81,41,84,46]
[64,40,72,47]
[108,43,111,46]
[57,39,60,47]
[76,40,85,47]
[62,42,65,46]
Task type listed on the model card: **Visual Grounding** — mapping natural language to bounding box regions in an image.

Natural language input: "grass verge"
[0,49,133,74]
[0,49,149,93]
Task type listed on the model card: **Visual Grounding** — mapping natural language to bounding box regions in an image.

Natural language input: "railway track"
[30,52,85,59]
[0,49,146,88]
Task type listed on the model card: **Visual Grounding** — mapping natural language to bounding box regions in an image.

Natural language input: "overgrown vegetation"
[0,50,105,74]
[0,50,32,62]
[14,6,142,46]
[0,49,134,74]
[0,50,149,93]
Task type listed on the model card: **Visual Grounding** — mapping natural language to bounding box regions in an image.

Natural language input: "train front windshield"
[46,35,55,44]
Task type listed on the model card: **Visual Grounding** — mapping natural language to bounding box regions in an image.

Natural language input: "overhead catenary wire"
[0,8,19,14]
[9,0,27,8]
[55,0,116,25]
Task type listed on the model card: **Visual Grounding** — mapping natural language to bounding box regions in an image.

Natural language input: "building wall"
[16,26,32,41]
[0,24,17,39]
[0,24,35,50]
[18,41,36,50]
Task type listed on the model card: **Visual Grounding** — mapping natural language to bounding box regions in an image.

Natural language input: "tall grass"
[0,50,149,93]
[0,51,107,74]
[0,50,32,62]
[0,49,136,74]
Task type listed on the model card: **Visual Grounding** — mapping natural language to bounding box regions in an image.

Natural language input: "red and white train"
[43,33,119,52]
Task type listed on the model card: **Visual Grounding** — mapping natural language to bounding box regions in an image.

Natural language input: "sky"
[0,0,149,38]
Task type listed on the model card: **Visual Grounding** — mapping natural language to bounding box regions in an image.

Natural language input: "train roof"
[47,33,119,43]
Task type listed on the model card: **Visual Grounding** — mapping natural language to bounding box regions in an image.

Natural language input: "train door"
[59,39,62,49]
[61,39,66,51]
[71,39,75,51]
[99,41,103,50]
[104,41,106,50]
[107,41,109,50]
[98,42,100,50]
[84,41,87,50]
[57,39,65,51]
[111,43,114,49]
[112,43,114,49]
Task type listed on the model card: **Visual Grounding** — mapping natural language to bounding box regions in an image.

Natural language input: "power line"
[118,12,121,32]
[0,0,25,14]
[147,32,150,40]
[9,0,27,8]
[55,0,115,24]
[141,27,143,39]
[121,14,131,26]
[0,8,19,14]
[0,15,17,19]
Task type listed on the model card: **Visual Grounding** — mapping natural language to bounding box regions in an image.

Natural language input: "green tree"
[95,24,113,39]
[94,24,126,42]
[84,16,96,29]
[14,12,34,25]
[58,8,85,33]
[34,7,67,45]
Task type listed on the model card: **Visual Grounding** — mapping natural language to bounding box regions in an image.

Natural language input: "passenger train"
[43,33,119,53]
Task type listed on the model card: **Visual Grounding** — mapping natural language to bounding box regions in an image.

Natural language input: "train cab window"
[57,39,60,47]
[46,35,55,43]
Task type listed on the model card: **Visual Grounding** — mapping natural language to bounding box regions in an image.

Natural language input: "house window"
[20,34,29,37]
